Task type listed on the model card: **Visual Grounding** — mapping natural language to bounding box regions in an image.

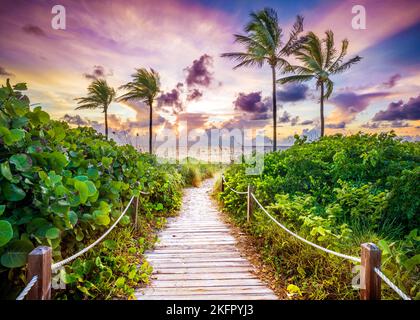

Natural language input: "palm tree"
[221,8,304,151]
[278,31,362,137]
[75,79,116,140]
[118,68,160,154]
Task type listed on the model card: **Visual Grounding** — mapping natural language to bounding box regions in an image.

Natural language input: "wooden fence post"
[27,246,52,300]
[247,185,254,223]
[221,175,224,192]
[360,243,382,300]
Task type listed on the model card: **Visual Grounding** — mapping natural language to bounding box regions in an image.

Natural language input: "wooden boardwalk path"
[136,178,278,300]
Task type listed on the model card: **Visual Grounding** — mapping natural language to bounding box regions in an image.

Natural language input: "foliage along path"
[136,178,278,300]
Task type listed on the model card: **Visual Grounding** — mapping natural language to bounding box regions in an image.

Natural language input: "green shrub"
[0,80,183,299]
[219,133,420,299]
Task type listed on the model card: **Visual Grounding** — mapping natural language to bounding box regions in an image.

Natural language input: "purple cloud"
[329,91,389,123]
[326,122,346,129]
[382,74,402,89]
[361,122,380,129]
[185,54,214,87]
[187,88,203,101]
[22,24,46,37]
[157,85,183,113]
[390,120,409,128]
[62,114,89,126]
[233,91,270,120]
[372,95,420,121]
[0,66,13,76]
[277,83,309,102]
[300,120,314,126]
[83,65,112,80]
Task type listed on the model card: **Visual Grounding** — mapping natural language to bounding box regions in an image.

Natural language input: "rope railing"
[374,268,411,300]
[250,193,361,263]
[16,275,38,300]
[221,174,248,195]
[221,174,412,300]
[51,195,135,271]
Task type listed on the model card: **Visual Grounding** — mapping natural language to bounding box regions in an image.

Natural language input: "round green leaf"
[0,220,13,247]
[9,154,32,172]
[2,182,26,201]
[46,227,60,239]
[119,215,130,226]
[0,240,34,268]
[1,162,14,181]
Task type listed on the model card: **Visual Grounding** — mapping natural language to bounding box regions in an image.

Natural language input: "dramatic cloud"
[22,24,46,37]
[361,122,380,129]
[277,84,309,102]
[382,74,402,88]
[0,66,13,76]
[300,120,314,126]
[62,114,89,126]
[83,65,112,80]
[329,91,389,123]
[233,91,270,120]
[372,95,420,121]
[187,88,203,101]
[390,120,409,128]
[326,122,346,129]
[278,111,291,123]
[157,84,184,113]
[185,54,214,87]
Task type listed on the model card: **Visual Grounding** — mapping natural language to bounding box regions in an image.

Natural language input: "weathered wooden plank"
[152,267,252,274]
[151,279,264,288]
[142,286,272,295]
[148,257,247,264]
[151,261,250,269]
[153,272,257,280]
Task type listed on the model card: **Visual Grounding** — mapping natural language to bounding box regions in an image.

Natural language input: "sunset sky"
[1,0,419,149]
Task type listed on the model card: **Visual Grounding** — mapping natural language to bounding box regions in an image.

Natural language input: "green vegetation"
[178,158,220,187]
[0,80,183,299]
[218,133,420,299]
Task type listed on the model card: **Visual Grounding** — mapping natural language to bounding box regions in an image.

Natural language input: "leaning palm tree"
[75,79,116,140]
[118,68,160,154]
[278,31,362,137]
[221,8,304,151]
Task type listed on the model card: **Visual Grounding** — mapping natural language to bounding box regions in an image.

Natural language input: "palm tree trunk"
[320,82,325,137]
[104,108,108,140]
[271,66,277,152]
[149,102,153,154]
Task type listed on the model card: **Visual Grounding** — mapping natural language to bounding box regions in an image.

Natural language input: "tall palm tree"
[278,31,362,137]
[221,8,304,151]
[118,68,160,154]
[75,79,116,140]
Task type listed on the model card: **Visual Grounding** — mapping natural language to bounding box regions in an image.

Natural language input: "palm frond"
[324,79,334,99]
[118,68,160,103]
[75,79,115,111]
[330,55,362,74]
[281,15,304,55]
[323,30,336,69]
[277,74,314,84]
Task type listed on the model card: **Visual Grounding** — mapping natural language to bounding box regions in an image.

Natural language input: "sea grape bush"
[220,133,419,299]
[0,80,183,298]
